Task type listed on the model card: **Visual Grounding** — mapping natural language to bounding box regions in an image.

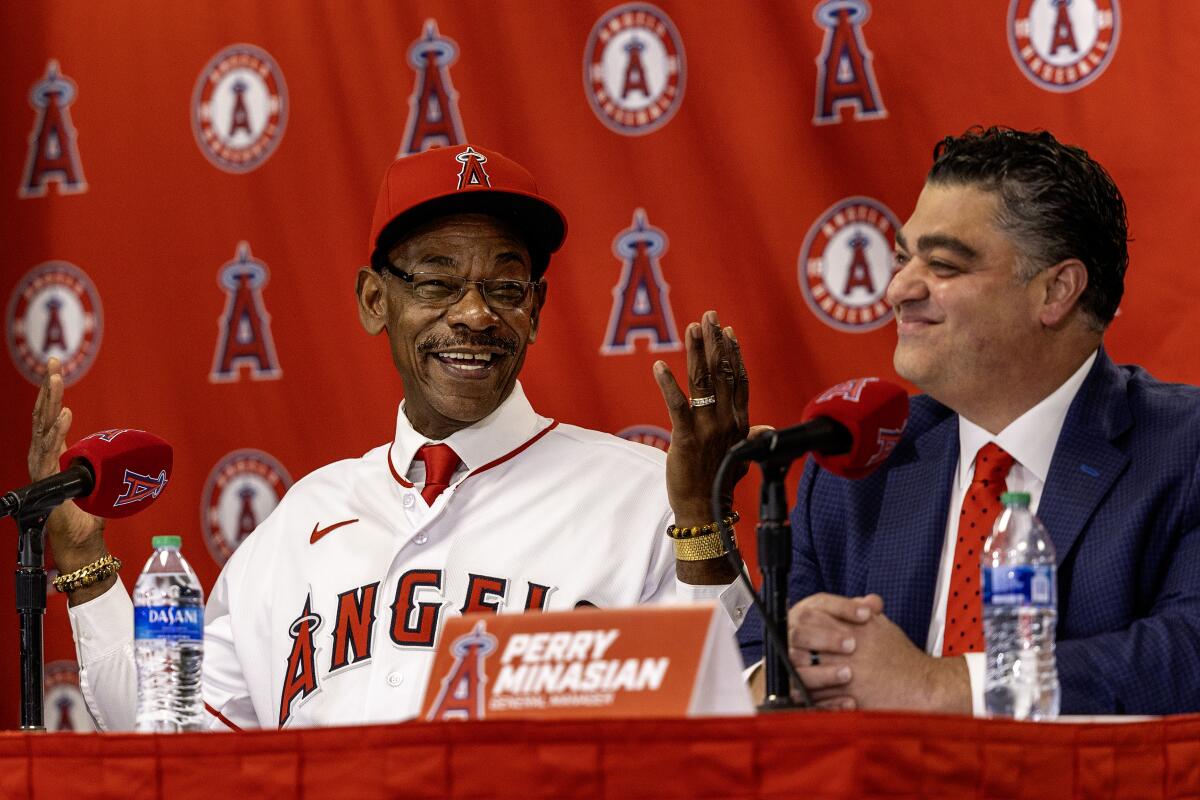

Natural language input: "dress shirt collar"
[389,380,547,476]
[956,350,1098,487]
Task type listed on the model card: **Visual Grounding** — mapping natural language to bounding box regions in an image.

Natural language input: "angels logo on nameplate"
[421,604,752,721]
[1008,0,1120,93]
[191,44,288,173]
[584,3,686,136]
[797,196,900,333]
[6,261,103,387]
[201,449,293,565]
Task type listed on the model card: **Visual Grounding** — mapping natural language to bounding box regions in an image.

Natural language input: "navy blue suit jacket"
[738,349,1200,714]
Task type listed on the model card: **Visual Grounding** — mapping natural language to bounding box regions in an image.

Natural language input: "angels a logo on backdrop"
[399,19,466,155]
[6,261,103,387]
[616,425,671,452]
[201,449,293,566]
[812,0,886,125]
[798,196,900,333]
[601,209,681,355]
[210,241,281,383]
[19,60,87,198]
[44,661,97,732]
[584,4,686,136]
[1008,0,1119,92]
[191,44,288,173]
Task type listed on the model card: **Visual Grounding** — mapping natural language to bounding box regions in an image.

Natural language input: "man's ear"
[356,267,388,335]
[528,280,548,343]
[1038,258,1088,328]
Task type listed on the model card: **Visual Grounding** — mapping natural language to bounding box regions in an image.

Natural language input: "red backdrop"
[2,0,1197,730]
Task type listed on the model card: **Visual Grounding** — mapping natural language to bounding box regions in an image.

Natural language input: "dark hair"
[927,126,1129,329]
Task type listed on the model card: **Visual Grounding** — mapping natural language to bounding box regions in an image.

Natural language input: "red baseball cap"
[369,145,567,279]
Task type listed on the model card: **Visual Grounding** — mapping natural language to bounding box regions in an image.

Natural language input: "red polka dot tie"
[416,444,461,505]
[942,442,1015,656]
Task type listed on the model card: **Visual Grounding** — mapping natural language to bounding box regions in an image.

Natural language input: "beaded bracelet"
[52,554,122,594]
[666,510,740,540]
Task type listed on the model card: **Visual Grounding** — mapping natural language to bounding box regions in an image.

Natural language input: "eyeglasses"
[380,265,538,310]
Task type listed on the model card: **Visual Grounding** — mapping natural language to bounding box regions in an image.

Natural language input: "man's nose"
[885,259,929,309]
[445,282,501,329]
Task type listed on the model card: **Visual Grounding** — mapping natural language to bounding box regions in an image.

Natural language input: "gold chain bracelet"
[52,554,122,594]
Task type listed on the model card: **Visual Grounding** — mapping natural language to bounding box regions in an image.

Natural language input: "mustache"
[418,333,518,356]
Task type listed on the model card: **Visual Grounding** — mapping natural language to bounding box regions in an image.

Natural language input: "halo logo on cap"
[1008,0,1120,93]
[455,146,491,189]
[798,196,900,333]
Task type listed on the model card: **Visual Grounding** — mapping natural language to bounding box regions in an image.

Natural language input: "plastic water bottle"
[982,492,1060,720]
[134,535,204,732]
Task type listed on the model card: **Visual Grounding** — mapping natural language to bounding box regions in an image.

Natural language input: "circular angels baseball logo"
[44,660,97,732]
[191,44,289,173]
[616,424,671,452]
[6,261,103,387]
[798,196,900,333]
[1008,0,1120,92]
[584,3,686,136]
[201,449,292,566]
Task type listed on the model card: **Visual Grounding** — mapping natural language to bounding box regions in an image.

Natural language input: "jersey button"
[413,533,429,545]
[386,671,404,687]
[402,494,415,508]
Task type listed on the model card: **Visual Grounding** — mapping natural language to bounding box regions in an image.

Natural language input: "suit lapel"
[1037,349,1131,562]
[868,411,960,646]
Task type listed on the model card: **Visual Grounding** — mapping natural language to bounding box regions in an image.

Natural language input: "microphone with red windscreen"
[2,429,173,519]
[728,377,909,477]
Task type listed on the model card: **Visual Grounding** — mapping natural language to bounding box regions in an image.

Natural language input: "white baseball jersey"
[69,383,747,730]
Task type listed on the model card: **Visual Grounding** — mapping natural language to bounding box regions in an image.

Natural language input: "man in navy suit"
[740,127,1200,715]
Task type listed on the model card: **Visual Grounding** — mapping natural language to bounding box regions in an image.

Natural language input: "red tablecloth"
[3,711,1198,799]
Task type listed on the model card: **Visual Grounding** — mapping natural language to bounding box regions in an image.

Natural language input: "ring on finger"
[809,651,820,667]
[689,395,717,408]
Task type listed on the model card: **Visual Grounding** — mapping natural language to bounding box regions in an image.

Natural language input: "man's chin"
[893,349,933,389]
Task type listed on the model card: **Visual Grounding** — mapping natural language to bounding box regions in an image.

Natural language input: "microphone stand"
[757,459,794,710]
[15,508,48,730]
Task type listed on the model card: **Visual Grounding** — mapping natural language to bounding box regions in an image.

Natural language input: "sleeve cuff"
[964,651,986,717]
[67,580,134,665]
[675,576,754,630]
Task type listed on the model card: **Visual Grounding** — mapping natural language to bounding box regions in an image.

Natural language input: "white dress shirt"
[926,350,1097,714]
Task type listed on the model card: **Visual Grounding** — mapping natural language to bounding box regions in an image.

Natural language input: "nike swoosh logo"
[310,518,359,545]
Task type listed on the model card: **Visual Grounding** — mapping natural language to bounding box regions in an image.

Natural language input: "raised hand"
[30,358,110,599]
[653,309,751,527]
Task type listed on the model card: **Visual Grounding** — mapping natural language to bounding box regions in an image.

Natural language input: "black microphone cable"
[712,451,813,708]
